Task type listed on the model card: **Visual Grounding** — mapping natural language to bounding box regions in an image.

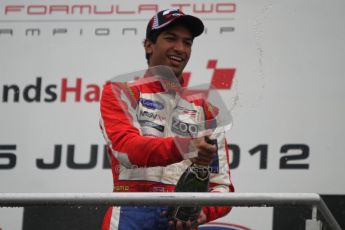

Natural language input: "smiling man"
[100,9,234,230]
[143,9,204,81]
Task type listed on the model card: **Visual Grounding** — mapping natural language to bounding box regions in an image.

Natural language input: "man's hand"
[190,137,217,166]
[168,210,207,230]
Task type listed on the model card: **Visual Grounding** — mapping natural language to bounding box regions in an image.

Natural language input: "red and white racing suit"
[100,76,234,230]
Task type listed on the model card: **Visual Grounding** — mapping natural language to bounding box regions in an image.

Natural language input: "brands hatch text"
[1,77,101,103]
[0,60,236,103]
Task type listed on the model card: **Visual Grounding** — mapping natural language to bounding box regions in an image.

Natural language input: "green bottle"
[168,138,217,224]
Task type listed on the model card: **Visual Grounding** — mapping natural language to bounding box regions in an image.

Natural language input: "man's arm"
[100,82,184,168]
[202,136,234,223]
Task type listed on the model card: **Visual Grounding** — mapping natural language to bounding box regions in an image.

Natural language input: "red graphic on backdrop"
[181,59,236,99]
[182,60,235,90]
[208,59,235,89]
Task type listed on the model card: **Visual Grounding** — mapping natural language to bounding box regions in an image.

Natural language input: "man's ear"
[144,39,153,55]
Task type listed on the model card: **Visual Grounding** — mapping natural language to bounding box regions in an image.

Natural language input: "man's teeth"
[169,56,183,62]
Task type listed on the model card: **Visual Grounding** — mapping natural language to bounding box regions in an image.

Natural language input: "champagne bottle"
[168,137,217,224]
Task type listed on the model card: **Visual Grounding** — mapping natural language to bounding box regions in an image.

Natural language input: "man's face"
[145,25,193,79]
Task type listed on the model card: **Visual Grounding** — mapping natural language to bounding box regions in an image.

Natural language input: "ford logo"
[140,98,164,110]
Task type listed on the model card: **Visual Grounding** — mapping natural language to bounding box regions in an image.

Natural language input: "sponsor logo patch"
[140,98,164,110]
[138,110,165,121]
[171,117,198,137]
[176,106,197,116]
[138,120,164,132]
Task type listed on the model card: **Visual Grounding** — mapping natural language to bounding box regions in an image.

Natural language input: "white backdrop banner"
[1,0,345,229]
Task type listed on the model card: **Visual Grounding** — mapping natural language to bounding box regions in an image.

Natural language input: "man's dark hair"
[144,31,161,64]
